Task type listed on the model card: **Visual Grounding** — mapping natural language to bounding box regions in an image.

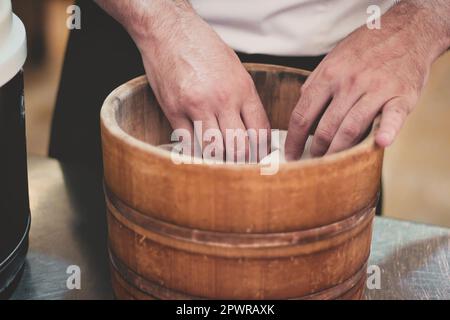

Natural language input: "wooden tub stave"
[101,63,384,300]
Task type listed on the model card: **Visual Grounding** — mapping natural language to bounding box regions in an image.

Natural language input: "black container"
[0,70,30,296]
[0,1,30,297]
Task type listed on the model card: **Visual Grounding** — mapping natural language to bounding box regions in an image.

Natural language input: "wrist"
[422,8,450,57]
[408,1,450,61]
[124,0,195,49]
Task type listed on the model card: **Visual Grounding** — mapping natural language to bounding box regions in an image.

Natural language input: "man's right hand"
[96,0,270,161]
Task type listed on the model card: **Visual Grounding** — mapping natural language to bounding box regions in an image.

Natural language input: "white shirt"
[191,0,395,56]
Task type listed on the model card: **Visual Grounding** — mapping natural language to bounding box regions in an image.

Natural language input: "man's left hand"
[285,1,450,160]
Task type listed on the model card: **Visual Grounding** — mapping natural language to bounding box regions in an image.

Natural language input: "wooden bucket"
[101,63,384,300]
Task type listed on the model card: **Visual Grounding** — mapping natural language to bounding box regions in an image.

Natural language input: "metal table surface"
[9,157,450,300]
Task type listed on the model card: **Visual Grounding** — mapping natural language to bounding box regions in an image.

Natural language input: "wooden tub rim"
[100,63,381,172]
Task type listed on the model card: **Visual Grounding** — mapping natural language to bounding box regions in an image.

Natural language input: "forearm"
[94,0,195,47]
[412,0,450,38]
[384,0,450,61]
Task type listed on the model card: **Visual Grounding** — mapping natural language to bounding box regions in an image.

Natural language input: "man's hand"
[285,1,450,160]
[96,0,270,161]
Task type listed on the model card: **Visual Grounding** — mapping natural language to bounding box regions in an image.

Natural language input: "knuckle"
[239,73,255,91]
[341,123,360,141]
[391,103,410,117]
[341,73,361,92]
[347,73,358,87]
[321,64,336,80]
[348,108,368,125]
[314,127,334,146]
[181,84,233,115]
[300,83,313,97]
[290,108,310,130]
[302,78,329,96]
[299,86,315,107]
[212,87,232,106]
[179,86,207,109]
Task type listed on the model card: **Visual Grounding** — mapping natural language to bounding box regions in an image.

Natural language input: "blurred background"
[12,0,450,227]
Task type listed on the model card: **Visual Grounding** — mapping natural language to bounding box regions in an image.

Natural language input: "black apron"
[50,0,382,215]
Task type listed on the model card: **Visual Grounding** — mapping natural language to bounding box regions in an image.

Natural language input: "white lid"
[0,0,27,87]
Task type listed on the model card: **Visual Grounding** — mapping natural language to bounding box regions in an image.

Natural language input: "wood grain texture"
[100,63,384,300]
[9,157,449,300]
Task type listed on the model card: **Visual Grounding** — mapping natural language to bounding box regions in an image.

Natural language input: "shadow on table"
[59,161,113,299]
